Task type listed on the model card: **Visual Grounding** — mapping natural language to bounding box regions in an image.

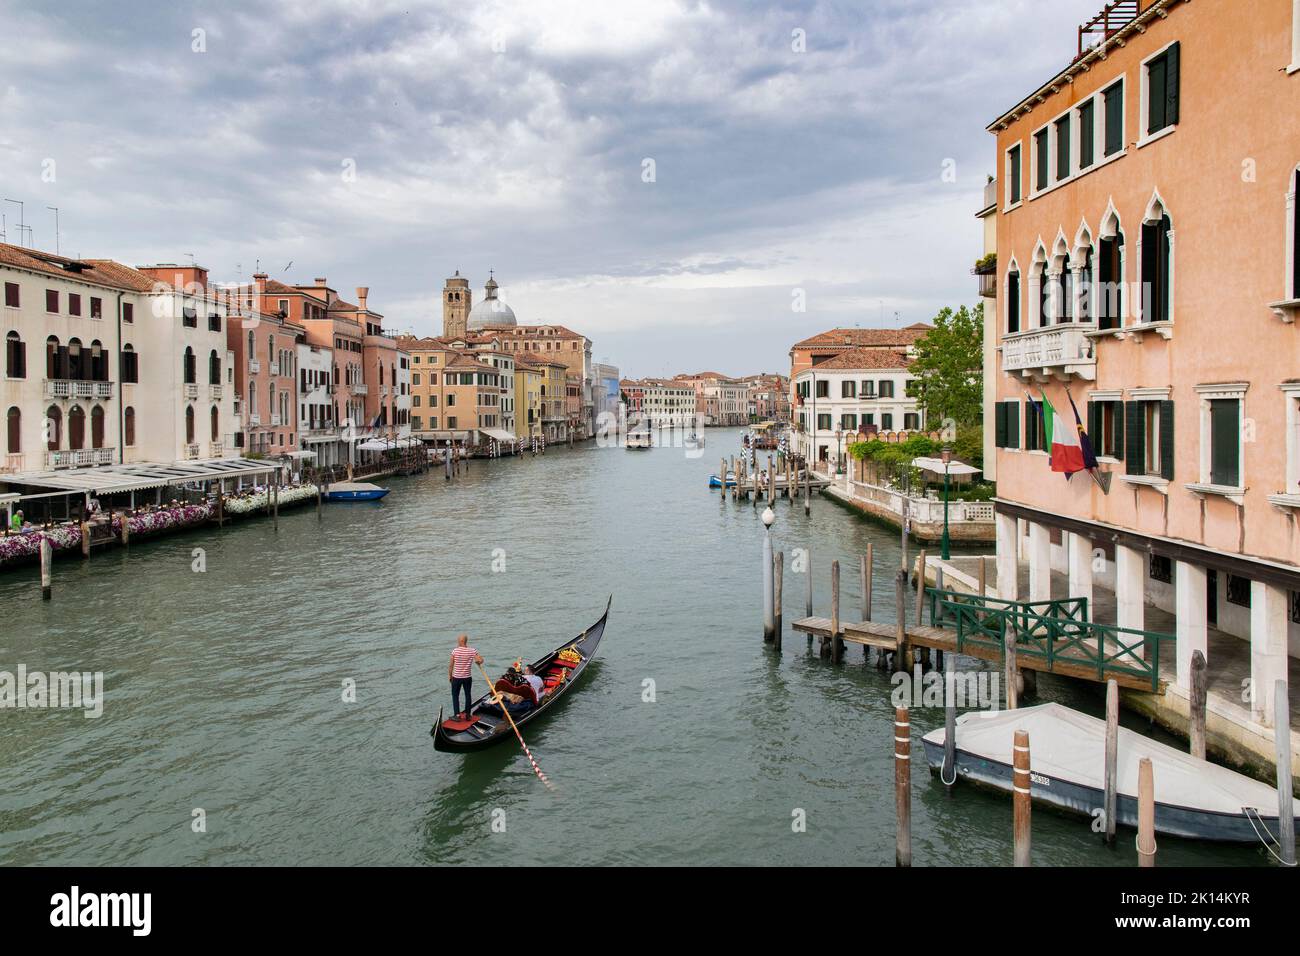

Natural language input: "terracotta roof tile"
[806,347,912,371]
[790,325,931,350]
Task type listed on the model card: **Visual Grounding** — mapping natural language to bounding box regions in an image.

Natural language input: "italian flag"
[1036,390,1087,475]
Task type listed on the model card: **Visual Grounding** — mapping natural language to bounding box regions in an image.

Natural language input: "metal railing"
[926,587,1171,691]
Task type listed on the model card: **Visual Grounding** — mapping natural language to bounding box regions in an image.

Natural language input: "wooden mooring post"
[804,547,813,620]
[1137,757,1156,867]
[895,705,911,867]
[720,458,726,499]
[1189,650,1207,760]
[1274,678,1297,867]
[773,550,783,651]
[803,468,810,516]
[272,474,279,531]
[39,536,52,600]
[1104,679,1119,845]
[861,545,873,663]
[942,652,957,793]
[1013,729,1031,866]
[80,520,91,558]
[1004,619,1019,710]
[830,559,842,663]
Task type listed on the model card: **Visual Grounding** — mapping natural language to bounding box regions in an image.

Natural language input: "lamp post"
[835,428,844,475]
[762,505,775,642]
[941,445,952,561]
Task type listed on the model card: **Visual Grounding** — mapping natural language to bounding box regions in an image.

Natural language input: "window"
[881,413,894,431]
[211,406,219,442]
[814,380,829,399]
[1103,80,1125,157]
[91,406,104,449]
[1057,253,1073,322]
[1077,246,1094,322]
[209,350,221,385]
[840,414,857,431]
[859,379,875,397]
[1006,268,1020,333]
[46,289,58,313]
[123,302,133,324]
[878,380,895,398]
[182,305,198,328]
[91,297,103,319]
[1097,231,1124,329]
[208,313,221,332]
[183,347,196,384]
[5,332,25,379]
[412,395,421,407]
[1226,573,1251,608]
[3,282,18,307]
[1145,43,1180,137]
[1054,112,1071,181]
[1149,554,1173,584]
[1088,399,1124,458]
[448,416,457,429]
[120,345,138,384]
[1140,211,1172,324]
[124,407,136,446]
[1126,399,1174,480]
[1007,144,1022,205]
[841,380,856,399]
[1291,168,1300,300]
[429,394,438,407]
[68,406,85,450]
[1034,127,1049,191]
[904,412,920,431]
[68,294,82,317]
[6,407,19,453]
[185,406,195,444]
[816,413,831,430]
[1206,397,1242,487]
[45,405,61,450]
[1078,99,1095,170]
[1025,400,1047,452]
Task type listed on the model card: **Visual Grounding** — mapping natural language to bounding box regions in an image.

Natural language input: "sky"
[0,0,1106,378]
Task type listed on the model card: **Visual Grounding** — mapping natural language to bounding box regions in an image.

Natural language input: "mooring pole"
[942,652,957,793]
[895,705,911,867]
[773,550,783,651]
[1104,679,1119,846]
[1275,679,1296,867]
[1190,650,1207,760]
[1137,757,1156,867]
[1013,729,1032,866]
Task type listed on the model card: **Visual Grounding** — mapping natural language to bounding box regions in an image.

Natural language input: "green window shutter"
[1148,54,1167,134]
[1159,400,1175,481]
[1125,401,1145,474]
[1209,399,1239,486]
[1055,114,1071,180]
[995,402,1008,448]
[1078,100,1094,169]
[1165,42,1180,127]
[1034,129,1049,191]
[1009,146,1021,203]
[1104,82,1124,156]
[1025,402,1038,452]
[1113,401,1125,460]
[1087,401,1099,451]
[1008,403,1020,449]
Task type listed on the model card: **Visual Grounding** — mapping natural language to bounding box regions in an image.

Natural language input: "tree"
[907,302,983,430]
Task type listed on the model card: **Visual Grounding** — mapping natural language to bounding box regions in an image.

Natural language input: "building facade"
[986,0,1300,735]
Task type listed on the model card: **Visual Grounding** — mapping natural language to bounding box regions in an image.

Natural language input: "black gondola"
[431,597,611,752]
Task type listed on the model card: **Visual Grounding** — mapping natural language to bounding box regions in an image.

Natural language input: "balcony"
[1001,324,1096,381]
[249,414,262,425]
[268,363,281,376]
[248,360,261,374]
[210,442,224,458]
[351,383,368,395]
[44,379,114,400]
[210,384,223,400]
[185,443,200,460]
[184,383,199,400]
[48,448,114,469]
[270,414,282,426]
[972,255,997,298]
[978,178,997,215]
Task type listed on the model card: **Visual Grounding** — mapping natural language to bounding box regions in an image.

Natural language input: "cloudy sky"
[0,0,1104,378]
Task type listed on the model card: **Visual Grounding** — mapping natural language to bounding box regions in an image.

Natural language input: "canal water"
[0,429,1259,866]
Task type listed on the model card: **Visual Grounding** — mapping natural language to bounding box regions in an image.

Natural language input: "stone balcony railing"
[210,384,223,400]
[248,360,261,374]
[270,414,282,426]
[1001,324,1097,381]
[48,448,114,469]
[351,383,368,395]
[45,379,113,400]
[210,442,224,458]
[185,443,200,460]
[184,383,199,399]
[249,414,262,426]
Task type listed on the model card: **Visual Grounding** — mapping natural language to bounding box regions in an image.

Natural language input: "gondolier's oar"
[476,661,555,792]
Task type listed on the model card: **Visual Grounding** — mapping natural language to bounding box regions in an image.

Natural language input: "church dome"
[466,273,516,329]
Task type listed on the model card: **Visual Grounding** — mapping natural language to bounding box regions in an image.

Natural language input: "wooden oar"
[476,661,555,792]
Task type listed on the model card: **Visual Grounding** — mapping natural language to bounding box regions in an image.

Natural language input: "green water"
[0,429,1263,865]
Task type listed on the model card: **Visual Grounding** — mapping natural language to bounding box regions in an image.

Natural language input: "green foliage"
[907,303,984,429]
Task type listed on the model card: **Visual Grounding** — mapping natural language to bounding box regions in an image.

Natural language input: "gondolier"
[448,635,483,719]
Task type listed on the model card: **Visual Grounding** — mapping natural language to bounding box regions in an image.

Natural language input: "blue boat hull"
[325,489,390,501]
[707,474,738,488]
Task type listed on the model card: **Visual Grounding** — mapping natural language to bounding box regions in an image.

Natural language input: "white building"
[792,348,923,471]
[296,341,339,467]
[637,379,697,428]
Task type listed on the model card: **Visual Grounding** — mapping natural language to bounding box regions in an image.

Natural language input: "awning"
[911,456,982,476]
[282,450,317,460]
[357,437,422,452]
[481,428,517,442]
[0,457,283,496]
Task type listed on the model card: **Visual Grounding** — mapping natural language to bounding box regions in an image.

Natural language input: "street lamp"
[762,506,775,642]
[835,428,844,475]
[941,445,953,561]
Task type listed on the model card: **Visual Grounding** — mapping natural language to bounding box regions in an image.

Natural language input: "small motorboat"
[324,481,390,502]
[626,430,653,449]
[707,472,738,488]
[922,702,1300,843]
[432,598,611,752]
[686,432,705,449]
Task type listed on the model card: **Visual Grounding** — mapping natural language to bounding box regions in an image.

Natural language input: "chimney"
[315,277,328,287]
[356,286,369,312]
[253,272,268,295]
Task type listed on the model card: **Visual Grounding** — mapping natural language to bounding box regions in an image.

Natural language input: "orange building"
[986,0,1300,751]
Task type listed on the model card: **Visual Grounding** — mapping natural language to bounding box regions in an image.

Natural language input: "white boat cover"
[924,702,1298,816]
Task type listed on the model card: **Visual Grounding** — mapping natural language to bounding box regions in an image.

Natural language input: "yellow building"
[514,356,544,439]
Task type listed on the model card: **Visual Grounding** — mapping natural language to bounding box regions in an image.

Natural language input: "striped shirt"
[450,645,477,679]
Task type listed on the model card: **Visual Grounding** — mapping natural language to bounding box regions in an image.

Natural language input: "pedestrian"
[448,634,483,719]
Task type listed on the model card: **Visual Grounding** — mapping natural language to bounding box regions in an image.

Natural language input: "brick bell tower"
[442,271,472,338]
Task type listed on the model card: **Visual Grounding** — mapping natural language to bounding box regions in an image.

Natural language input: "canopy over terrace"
[480,428,517,443]
[0,458,283,498]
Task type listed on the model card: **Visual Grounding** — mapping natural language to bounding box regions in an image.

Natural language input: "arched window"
[1031,245,1049,328]
[185,405,195,444]
[1006,259,1021,334]
[210,405,219,442]
[46,336,60,379]
[45,405,61,450]
[91,405,105,449]
[6,406,19,453]
[183,346,196,384]
[68,405,85,450]
[209,349,221,385]
[1141,194,1173,324]
[1097,208,1125,330]
[268,335,274,366]
[1077,238,1094,323]
[1058,252,1073,323]
[247,330,255,363]
[124,406,136,447]
[68,338,83,381]
[90,339,106,381]
[120,343,139,383]
[5,331,25,379]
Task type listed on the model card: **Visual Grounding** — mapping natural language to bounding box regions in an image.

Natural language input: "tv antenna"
[46,206,60,255]
[3,199,30,247]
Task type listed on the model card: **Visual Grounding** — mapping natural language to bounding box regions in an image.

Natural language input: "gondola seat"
[494,678,538,705]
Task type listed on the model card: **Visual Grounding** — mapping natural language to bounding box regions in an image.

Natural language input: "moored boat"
[626,429,652,449]
[921,702,1299,843]
[324,481,390,502]
[707,472,738,488]
[432,597,611,752]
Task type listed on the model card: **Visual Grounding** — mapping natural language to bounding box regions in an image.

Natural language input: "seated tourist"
[522,666,545,704]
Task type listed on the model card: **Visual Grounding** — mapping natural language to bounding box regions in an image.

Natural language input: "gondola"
[431,597,611,752]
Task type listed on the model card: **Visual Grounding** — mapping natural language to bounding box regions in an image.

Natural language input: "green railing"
[925,587,1172,691]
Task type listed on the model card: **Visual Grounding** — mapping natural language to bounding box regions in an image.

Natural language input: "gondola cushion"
[551,658,579,669]
[442,715,482,732]
[495,678,538,704]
